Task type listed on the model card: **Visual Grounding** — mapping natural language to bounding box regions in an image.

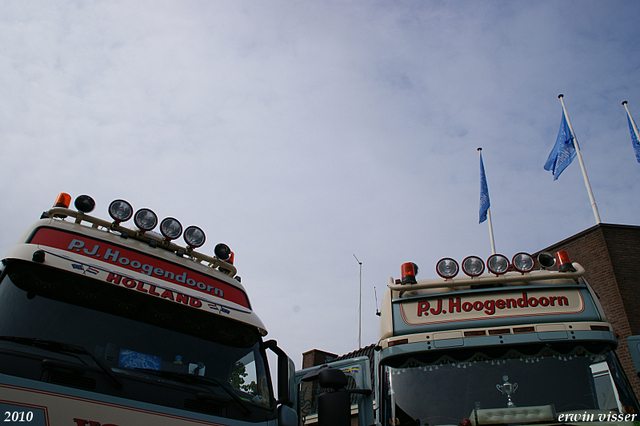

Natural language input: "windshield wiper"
[0,336,123,389]
[133,367,253,413]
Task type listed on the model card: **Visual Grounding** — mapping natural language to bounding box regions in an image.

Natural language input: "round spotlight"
[462,256,485,277]
[214,243,232,261]
[512,252,535,273]
[108,199,133,223]
[184,226,206,248]
[74,195,95,213]
[160,217,183,240]
[537,251,556,269]
[436,258,459,279]
[134,208,158,231]
[487,254,509,275]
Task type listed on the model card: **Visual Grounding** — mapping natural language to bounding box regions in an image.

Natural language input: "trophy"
[496,375,518,407]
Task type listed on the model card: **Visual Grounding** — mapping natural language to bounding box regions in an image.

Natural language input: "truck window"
[0,259,276,422]
[381,342,638,426]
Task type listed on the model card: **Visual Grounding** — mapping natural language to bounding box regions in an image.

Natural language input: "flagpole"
[558,94,601,224]
[623,101,640,141]
[478,148,496,254]
[487,208,496,255]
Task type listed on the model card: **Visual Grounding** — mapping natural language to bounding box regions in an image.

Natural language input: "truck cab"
[297,251,639,426]
[0,194,297,425]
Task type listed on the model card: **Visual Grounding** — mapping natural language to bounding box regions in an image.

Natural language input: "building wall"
[301,349,337,370]
[539,223,640,398]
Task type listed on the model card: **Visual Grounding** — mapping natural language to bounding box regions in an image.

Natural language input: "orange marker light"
[401,262,418,284]
[54,193,71,208]
[555,250,575,272]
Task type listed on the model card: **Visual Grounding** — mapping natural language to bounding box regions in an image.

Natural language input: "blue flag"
[479,152,490,224]
[626,113,640,163]
[544,111,576,180]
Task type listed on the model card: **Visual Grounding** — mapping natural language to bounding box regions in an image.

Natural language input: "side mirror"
[264,339,294,406]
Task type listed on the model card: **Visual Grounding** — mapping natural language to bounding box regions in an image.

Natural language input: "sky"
[1,1,639,369]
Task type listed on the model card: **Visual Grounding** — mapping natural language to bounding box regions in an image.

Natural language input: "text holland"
[106,272,202,308]
[417,292,570,317]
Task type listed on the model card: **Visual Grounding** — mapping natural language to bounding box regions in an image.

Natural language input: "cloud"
[1,0,639,366]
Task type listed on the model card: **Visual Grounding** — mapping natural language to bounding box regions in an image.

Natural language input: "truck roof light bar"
[395,250,582,292]
[436,258,459,279]
[389,262,585,292]
[512,252,535,273]
[42,194,239,277]
[108,199,133,223]
[462,256,485,277]
[487,254,509,275]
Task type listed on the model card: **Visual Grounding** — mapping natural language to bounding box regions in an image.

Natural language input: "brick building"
[535,223,640,397]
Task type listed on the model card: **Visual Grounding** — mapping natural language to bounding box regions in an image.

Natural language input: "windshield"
[381,343,639,426]
[0,260,275,421]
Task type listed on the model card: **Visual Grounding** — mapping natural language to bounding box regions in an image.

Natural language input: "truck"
[0,193,298,426]
[295,251,640,426]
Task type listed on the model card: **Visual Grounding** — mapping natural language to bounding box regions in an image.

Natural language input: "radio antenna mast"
[353,254,362,348]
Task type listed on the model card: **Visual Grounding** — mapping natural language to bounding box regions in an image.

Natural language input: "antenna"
[374,286,381,316]
[353,254,362,348]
